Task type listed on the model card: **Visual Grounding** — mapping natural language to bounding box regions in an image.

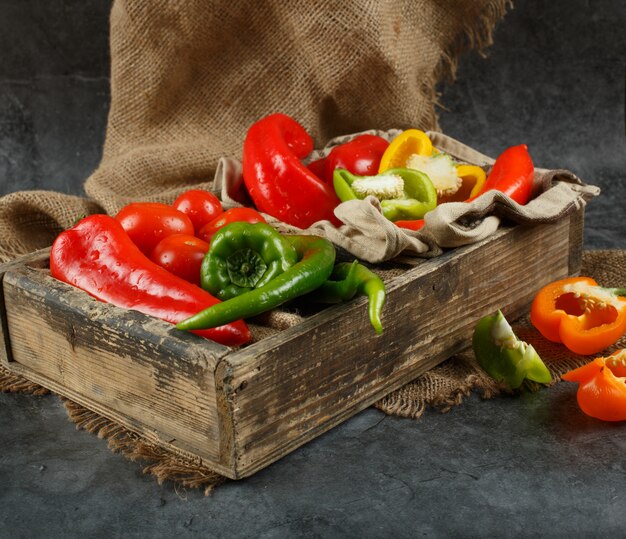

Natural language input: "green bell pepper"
[200,221,299,300]
[177,223,336,331]
[472,310,552,389]
[312,261,386,334]
[333,167,437,222]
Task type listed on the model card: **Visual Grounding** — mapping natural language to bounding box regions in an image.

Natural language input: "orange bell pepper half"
[562,350,626,421]
[530,277,626,356]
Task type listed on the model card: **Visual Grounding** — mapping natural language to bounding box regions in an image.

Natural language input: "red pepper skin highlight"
[308,134,389,185]
[50,215,251,347]
[242,113,341,228]
[474,144,534,205]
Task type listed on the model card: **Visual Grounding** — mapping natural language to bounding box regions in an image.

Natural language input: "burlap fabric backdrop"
[0,0,613,494]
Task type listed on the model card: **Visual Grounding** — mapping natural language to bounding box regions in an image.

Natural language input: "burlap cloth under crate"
[0,0,609,494]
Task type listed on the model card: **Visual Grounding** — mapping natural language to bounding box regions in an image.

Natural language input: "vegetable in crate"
[50,215,251,347]
[313,261,386,335]
[333,167,437,222]
[531,277,626,355]
[473,310,551,388]
[472,144,534,205]
[172,189,223,233]
[197,207,266,242]
[150,233,209,286]
[307,134,390,185]
[200,221,299,300]
[178,222,335,331]
[378,129,487,203]
[562,350,626,422]
[115,202,194,256]
[242,113,341,228]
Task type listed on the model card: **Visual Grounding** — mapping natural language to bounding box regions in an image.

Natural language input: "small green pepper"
[177,224,336,331]
[333,167,437,222]
[313,261,386,334]
[472,310,551,389]
[200,221,299,300]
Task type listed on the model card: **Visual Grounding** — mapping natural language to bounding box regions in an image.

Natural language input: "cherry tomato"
[150,234,210,286]
[172,189,223,233]
[197,207,266,242]
[115,202,194,256]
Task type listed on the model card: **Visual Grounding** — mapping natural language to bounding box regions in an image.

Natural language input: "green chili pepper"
[313,261,386,334]
[472,310,551,389]
[333,167,437,222]
[177,226,336,331]
[200,221,299,300]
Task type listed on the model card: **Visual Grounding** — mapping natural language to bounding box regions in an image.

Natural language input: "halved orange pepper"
[530,277,626,356]
[562,350,626,421]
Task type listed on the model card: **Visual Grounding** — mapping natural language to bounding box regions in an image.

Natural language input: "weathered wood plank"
[222,217,574,477]
[0,248,51,368]
[3,266,231,464]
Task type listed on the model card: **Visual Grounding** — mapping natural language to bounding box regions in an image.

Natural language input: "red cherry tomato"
[172,189,223,233]
[150,234,210,286]
[115,202,194,256]
[197,207,266,242]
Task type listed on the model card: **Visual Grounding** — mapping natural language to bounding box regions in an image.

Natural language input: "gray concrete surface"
[1,1,625,537]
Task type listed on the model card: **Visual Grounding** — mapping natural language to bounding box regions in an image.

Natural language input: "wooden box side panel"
[224,215,577,477]
[3,267,231,467]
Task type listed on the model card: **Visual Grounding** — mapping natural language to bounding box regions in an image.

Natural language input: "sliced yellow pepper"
[379,130,486,203]
[438,165,486,203]
[378,129,433,173]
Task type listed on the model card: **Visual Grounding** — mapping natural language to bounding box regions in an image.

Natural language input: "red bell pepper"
[50,215,251,347]
[307,134,389,185]
[473,144,534,205]
[242,113,341,228]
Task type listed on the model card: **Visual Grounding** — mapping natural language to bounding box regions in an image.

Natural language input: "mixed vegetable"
[49,111,623,422]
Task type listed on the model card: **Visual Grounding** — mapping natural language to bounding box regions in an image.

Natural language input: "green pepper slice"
[333,167,437,222]
[472,310,552,389]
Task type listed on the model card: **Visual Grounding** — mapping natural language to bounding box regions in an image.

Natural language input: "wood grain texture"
[3,265,231,465]
[0,211,583,479]
[0,248,50,368]
[221,214,577,477]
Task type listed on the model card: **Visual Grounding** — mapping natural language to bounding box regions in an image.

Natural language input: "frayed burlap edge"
[0,365,50,395]
[61,398,225,496]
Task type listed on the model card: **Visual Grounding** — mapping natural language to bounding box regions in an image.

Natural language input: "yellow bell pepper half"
[438,165,487,203]
[378,129,433,173]
[379,130,487,203]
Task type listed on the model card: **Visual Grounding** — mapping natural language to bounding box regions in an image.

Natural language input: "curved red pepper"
[50,215,251,347]
[473,144,534,205]
[307,134,389,185]
[242,113,341,228]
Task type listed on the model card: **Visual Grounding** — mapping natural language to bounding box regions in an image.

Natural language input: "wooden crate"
[0,210,583,479]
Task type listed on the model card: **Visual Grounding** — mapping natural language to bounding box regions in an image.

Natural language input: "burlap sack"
[0,0,513,263]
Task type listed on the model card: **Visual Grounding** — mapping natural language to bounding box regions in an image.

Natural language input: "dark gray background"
[1,1,625,537]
